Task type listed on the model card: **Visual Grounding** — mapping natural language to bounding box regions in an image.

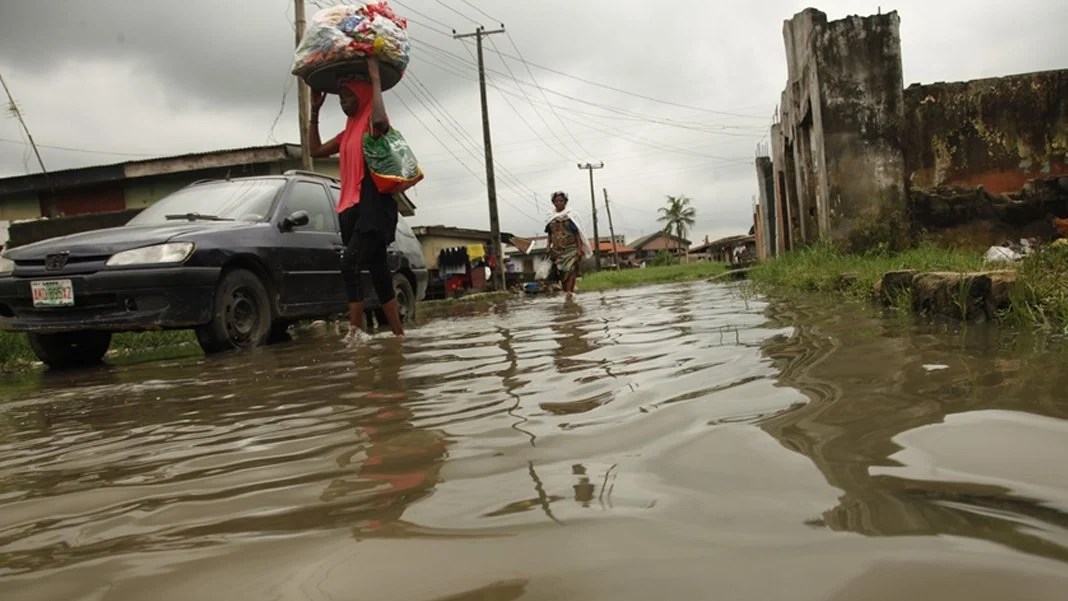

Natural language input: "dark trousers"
[339,205,394,305]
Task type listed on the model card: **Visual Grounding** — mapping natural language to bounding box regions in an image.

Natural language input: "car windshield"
[127,179,284,226]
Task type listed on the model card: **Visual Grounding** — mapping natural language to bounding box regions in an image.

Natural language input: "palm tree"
[657,195,696,261]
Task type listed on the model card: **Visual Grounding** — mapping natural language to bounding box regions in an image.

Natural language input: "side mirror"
[281,210,310,232]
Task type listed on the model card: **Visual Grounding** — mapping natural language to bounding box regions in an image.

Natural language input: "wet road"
[1,282,1067,600]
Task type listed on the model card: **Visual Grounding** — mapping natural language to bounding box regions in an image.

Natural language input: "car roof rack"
[283,169,340,183]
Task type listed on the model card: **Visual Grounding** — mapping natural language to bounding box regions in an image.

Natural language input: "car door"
[273,180,346,315]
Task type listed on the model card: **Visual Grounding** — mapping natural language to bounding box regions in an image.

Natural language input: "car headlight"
[0,253,13,276]
[107,242,195,267]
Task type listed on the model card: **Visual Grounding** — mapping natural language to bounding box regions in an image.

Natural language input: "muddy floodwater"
[2,282,1068,600]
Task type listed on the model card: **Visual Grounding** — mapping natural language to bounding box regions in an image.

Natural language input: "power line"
[395,86,485,184]
[433,0,479,25]
[414,54,752,162]
[500,32,596,158]
[266,68,295,144]
[414,37,768,134]
[311,2,767,120]
[462,40,576,163]
[406,71,541,206]
[457,0,499,23]
[491,45,769,119]
[398,78,542,226]
[391,0,456,32]
[0,137,155,158]
[0,71,47,177]
[484,36,584,160]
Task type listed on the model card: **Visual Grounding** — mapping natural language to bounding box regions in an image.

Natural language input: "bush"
[649,250,679,267]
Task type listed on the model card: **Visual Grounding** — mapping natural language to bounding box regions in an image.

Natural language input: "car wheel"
[393,273,416,323]
[195,268,272,354]
[27,331,112,369]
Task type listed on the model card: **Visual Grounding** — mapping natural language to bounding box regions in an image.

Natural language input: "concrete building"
[629,231,691,261]
[0,144,360,247]
[770,8,907,253]
[762,8,1068,254]
[692,235,756,265]
[754,157,777,260]
[410,225,497,273]
[505,236,552,278]
[903,70,1068,194]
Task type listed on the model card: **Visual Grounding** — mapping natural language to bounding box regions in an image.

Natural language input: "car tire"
[27,331,112,369]
[195,268,272,354]
[393,273,416,323]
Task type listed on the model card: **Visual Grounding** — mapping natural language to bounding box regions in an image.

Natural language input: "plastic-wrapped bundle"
[292,2,410,92]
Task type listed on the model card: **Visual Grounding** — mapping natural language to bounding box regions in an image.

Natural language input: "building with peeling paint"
[759,8,1068,254]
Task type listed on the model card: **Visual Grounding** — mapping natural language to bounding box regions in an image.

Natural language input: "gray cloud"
[2,0,1066,241]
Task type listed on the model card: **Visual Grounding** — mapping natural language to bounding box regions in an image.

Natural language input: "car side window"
[282,181,335,233]
[328,186,341,211]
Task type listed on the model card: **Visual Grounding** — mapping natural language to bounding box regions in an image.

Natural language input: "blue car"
[0,171,427,367]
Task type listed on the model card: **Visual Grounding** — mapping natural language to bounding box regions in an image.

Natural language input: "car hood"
[4,222,251,260]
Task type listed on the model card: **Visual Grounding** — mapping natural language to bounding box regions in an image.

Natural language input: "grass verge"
[1,330,197,373]
[747,244,983,299]
[580,261,728,292]
[747,243,1068,330]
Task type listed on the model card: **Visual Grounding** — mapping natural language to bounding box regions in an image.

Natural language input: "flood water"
[2,282,1067,600]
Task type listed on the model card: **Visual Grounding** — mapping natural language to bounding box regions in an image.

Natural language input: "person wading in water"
[308,57,403,342]
[544,191,592,298]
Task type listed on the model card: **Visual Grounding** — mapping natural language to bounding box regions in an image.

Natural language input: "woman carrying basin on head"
[307,57,403,342]
[545,191,592,297]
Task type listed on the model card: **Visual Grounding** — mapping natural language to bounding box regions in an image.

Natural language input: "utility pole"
[455,25,507,291]
[578,162,604,268]
[0,71,47,177]
[603,188,620,269]
[1,70,54,215]
[294,0,313,171]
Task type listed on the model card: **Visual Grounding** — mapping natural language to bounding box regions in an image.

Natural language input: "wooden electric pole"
[578,162,604,268]
[0,71,47,177]
[294,0,313,171]
[603,188,620,269]
[1,70,55,214]
[455,26,507,291]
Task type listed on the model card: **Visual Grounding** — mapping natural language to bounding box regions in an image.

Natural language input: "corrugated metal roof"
[0,144,303,196]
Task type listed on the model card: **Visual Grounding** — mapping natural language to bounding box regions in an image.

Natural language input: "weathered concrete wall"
[780,9,826,246]
[771,9,908,252]
[755,156,777,259]
[816,13,907,246]
[0,193,39,221]
[904,70,1068,194]
[769,122,798,253]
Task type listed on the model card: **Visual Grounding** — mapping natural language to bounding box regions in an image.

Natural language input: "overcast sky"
[1,0,1065,243]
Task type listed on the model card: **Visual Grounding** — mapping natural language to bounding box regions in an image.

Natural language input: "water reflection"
[327,343,448,540]
[4,281,1067,597]
[759,295,1068,561]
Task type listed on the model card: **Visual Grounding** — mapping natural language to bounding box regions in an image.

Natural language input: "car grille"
[15,256,109,277]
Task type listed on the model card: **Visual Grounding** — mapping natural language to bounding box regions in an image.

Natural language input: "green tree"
[657,195,696,260]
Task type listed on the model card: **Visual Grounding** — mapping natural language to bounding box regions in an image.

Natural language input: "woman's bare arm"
[308,89,340,157]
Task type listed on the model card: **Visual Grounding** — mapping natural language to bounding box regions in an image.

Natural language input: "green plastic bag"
[363,128,424,193]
